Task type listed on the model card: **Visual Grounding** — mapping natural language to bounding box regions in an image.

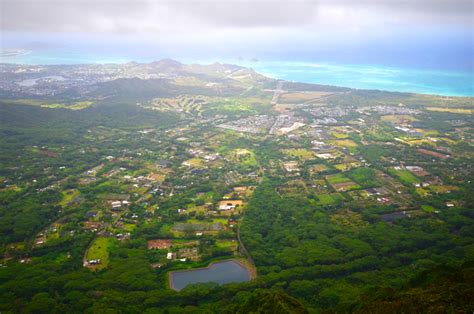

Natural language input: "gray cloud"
[1,0,472,34]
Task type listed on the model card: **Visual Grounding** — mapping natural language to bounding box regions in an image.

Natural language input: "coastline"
[240,61,474,97]
[1,55,472,97]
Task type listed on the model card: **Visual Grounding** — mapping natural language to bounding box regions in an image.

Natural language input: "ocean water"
[2,52,473,97]
[232,60,474,97]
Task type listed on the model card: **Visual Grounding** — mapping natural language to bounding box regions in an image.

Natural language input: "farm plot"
[309,164,330,175]
[329,139,358,148]
[282,149,315,160]
[325,174,361,192]
[388,168,421,185]
[314,193,345,206]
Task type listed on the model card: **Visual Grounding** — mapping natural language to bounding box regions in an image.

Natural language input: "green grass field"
[329,139,358,148]
[349,168,377,186]
[330,131,349,139]
[326,174,351,184]
[388,168,421,185]
[216,239,238,250]
[315,193,345,205]
[183,158,205,168]
[282,149,315,160]
[59,189,80,207]
[86,237,114,270]
[40,101,93,110]
[231,149,258,167]
[1,99,94,110]
[421,205,436,212]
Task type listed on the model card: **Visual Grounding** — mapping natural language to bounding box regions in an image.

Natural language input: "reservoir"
[17,75,66,87]
[169,259,251,291]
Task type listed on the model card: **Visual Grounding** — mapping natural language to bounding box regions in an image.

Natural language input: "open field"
[331,131,349,139]
[183,158,205,168]
[315,193,345,205]
[229,149,258,167]
[348,168,377,186]
[59,189,80,207]
[41,101,94,110]
[326,173,352,184]
[417,149,450,159]
[0,99,94,110]
[282,149,315,160]
[85,237,114,271]
[148,96,206,115]
[381,115,418,123]
[421,205,436,212]
[335,162,361,171]
[274,103,296,113]
[309,164,329,174]
[279,92,334,104]
[388,168,421,185]
[326,174,361,191]
[329,139,358,148]
[426,107,473,114]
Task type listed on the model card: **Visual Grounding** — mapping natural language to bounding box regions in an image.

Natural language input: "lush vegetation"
[0,62,473,312]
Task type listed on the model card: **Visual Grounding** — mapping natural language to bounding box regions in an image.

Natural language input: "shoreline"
[1,58,472,98]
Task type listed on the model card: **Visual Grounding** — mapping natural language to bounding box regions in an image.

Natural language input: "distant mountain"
[0,59,272,100]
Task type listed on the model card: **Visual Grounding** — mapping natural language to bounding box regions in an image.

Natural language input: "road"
[270,81,284,105]
[237,224,255,267]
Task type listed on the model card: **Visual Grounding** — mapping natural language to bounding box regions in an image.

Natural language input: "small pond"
[169,259,251,291]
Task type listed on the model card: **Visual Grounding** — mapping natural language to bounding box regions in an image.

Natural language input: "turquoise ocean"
[231,60,474,97]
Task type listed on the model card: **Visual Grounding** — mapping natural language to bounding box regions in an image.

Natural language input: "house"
[83,221,103,231]
[85,211,97,218]
[218,200,243,211]
[365,188,381,196]
[167,252,176,260]
[233,186,247,193]
[283,161,299,172]
[147,239,172,250]
[111,201,122,209]
[88,259,101,265]
[315,153,335,160]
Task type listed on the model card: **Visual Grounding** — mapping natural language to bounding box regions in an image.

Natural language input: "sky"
[0,0,473,71]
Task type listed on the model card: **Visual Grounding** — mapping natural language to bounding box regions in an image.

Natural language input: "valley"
[0,60,473,312]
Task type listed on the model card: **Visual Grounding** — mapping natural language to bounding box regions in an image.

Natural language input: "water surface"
[169,260,251,291]
[233,60,474,97]
[17,75,66,87]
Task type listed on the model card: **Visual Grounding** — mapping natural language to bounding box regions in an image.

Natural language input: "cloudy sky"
[1,0,473,69]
